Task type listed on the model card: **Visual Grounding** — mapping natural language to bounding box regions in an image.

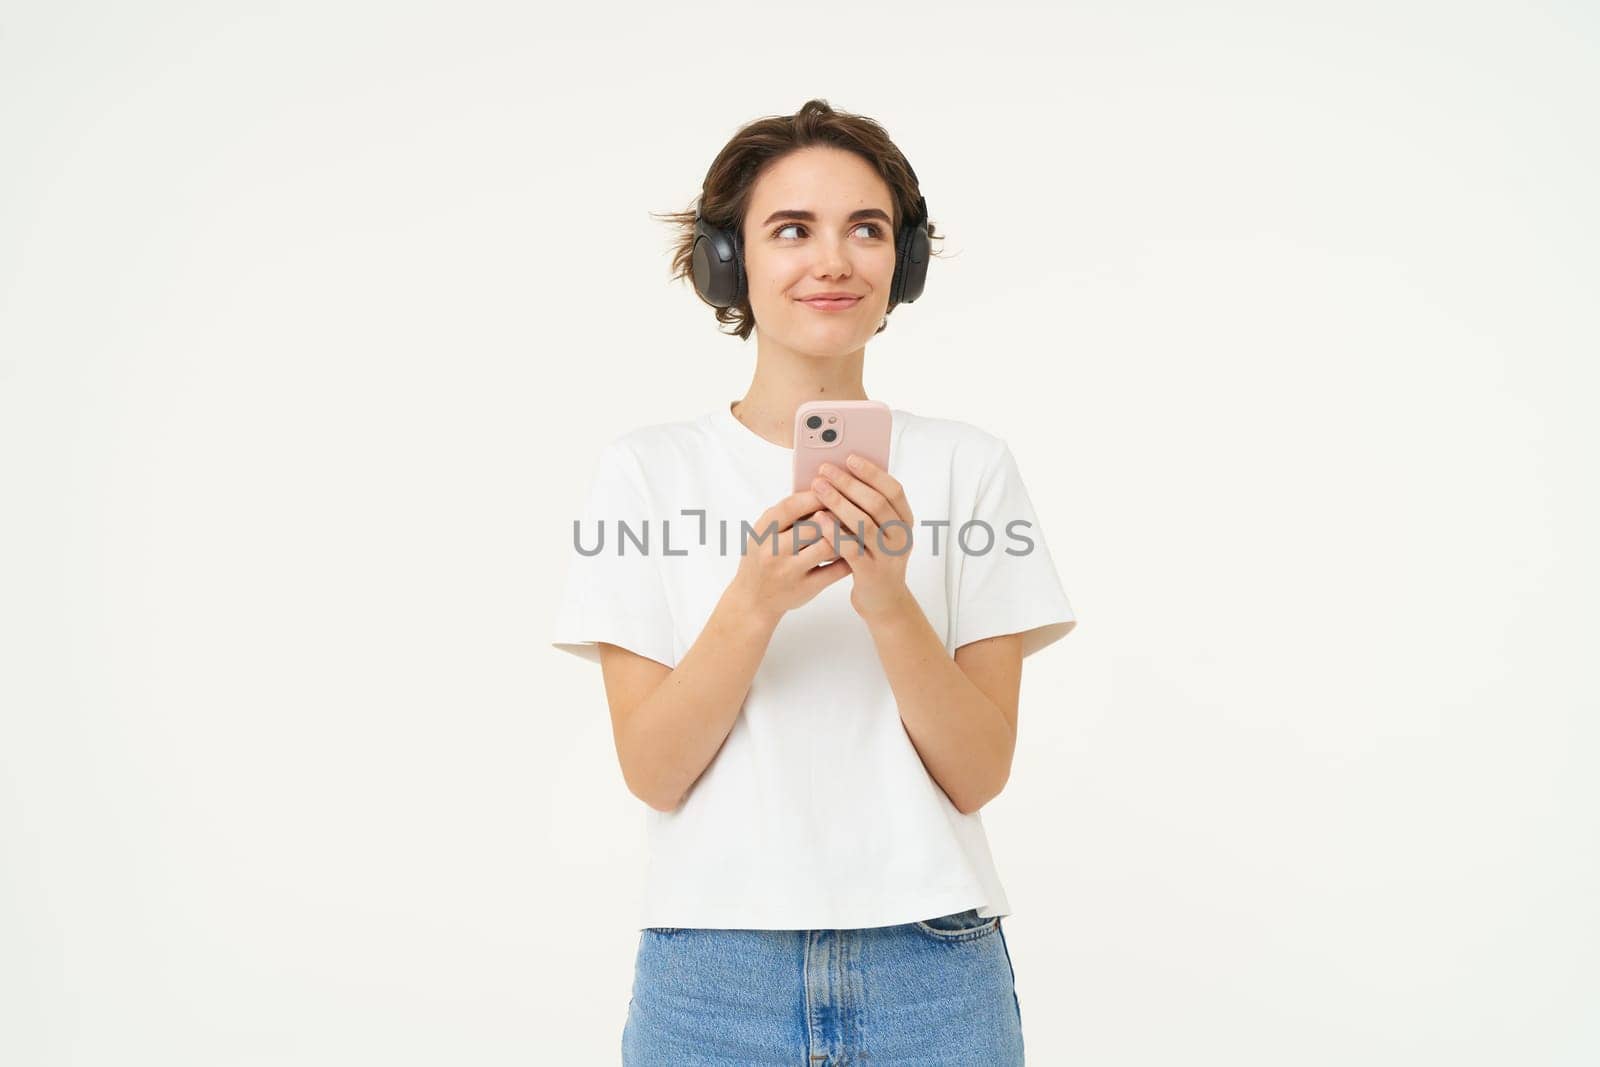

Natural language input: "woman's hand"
[727,488,852,624]
[810,454,916,623]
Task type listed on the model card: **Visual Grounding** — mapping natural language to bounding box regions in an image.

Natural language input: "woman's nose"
[811,240,851,276]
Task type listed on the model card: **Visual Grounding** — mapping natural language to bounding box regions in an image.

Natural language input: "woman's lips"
[799,297,861,312]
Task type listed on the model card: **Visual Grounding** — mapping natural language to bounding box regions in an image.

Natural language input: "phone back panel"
[792,400,893,494]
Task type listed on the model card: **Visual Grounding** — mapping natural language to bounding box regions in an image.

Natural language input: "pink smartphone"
[792,399,893,495]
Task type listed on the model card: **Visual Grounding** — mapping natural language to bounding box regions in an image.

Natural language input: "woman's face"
[740,146,899,357]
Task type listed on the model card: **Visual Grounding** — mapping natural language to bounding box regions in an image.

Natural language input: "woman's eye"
[771,222,885,240]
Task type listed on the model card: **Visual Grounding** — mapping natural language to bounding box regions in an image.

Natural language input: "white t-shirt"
[551,402,1077,931]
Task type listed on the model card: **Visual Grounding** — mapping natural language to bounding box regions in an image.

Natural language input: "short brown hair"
[655,98,944,341]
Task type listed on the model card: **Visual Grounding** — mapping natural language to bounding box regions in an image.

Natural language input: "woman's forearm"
[863,590,1013,814]
[621,581,781,811]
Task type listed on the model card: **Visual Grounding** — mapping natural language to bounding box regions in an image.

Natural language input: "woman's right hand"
[727,489,851,623]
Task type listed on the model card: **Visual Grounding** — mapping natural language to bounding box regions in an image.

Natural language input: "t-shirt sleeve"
[550,441,677,668]
[949,439,1077,658]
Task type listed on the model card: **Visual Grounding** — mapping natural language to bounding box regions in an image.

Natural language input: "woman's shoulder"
[600,412,716,464]
[895,408,1009,464]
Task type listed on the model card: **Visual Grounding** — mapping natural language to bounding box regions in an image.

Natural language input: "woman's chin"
[759,320,871,358]
[796,339,866,360]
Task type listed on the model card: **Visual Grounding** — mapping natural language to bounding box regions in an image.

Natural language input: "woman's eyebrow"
[760,208,893,226]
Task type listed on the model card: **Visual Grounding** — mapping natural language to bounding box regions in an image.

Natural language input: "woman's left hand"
[810,454,916,623]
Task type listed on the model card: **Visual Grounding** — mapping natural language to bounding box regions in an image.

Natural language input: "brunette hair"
[654,98,943,341]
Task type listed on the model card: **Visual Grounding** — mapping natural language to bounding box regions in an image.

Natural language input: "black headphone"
[691,159,931,311]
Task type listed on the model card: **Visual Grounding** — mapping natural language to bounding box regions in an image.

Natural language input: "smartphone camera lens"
[806,415,823,430]
[822,428,837,442]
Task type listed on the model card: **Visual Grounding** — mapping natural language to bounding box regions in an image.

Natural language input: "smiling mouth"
[799,297,861,311]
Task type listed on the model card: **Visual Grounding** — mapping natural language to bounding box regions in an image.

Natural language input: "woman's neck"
[732,337,870,449]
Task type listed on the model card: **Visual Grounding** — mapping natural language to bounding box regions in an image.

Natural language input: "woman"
[552,99,1077,1065]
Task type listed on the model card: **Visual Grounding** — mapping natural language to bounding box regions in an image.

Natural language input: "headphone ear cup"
[890,195,930,307]
[692,215,745,308]
[897,223,929,305]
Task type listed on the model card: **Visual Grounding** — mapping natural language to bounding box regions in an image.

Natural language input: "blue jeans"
[622,908,1025,1065]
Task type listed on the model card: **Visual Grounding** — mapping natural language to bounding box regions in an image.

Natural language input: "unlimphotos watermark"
[571,510,1037,558]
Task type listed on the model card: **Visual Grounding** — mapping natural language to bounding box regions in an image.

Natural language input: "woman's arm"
[809,453,1027,814]
[595,488,844,812]
[862,592,1025,815]
[598,582,781,812]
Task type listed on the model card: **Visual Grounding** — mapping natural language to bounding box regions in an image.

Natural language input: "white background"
[3,1,1596,1064]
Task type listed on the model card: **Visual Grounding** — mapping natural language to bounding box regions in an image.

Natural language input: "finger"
[798,520,841,566]
[784,514,835,559]
[796,527,838,566]
[776,489,829,532]
[811,477,880,555]
[816,464,898,533]
[744,506,818,561]
[839,455,914,527]
[755,490,825,540]
[812,508,864,562]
